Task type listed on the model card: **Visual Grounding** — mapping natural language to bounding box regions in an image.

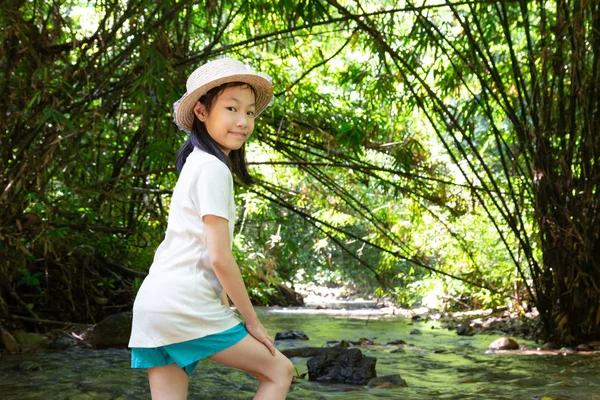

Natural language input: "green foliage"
[2,0,598,343]
[16,271,42,289]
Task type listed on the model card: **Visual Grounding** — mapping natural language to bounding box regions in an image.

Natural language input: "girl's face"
[194,85,256,155]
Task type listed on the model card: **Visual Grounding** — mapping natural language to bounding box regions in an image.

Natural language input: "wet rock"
[275,330,309,341]
[50,336,79,350]
[48,329,81,350]
[14,332,49,352]
[324,340,351,348]
[1,327,20,353]
[409,329,422,335]
[307,348,377,385]
[488,337,519,350]
[358,337,376,345]
[367,374,408,388]
[84,312,132,349]
[442,310,544,341]
[576,344,591,352]
[456,324,475,336]
[542,342,561,350]
[19,361,42,371]
[386,339,406,345]
[281,347,333,358]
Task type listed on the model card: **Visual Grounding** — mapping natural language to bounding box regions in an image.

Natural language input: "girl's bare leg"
[209,334,294,400]
[147,363,189,400]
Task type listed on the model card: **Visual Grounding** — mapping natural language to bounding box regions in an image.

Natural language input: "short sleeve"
[190,161,233,221]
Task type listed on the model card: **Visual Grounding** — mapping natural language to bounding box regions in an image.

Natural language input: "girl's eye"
[247,111,255,116]
[227,107,237,112]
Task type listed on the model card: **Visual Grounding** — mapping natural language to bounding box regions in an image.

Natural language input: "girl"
[128,58,293,400]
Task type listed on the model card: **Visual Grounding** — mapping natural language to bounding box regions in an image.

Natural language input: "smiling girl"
[128,58,293,400]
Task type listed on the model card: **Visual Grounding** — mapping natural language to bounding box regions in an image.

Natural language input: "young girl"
[128,58,293,400]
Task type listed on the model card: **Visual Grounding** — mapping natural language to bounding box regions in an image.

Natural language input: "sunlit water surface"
[1,307,599,399]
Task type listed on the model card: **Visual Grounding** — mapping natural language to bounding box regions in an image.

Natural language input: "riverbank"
[3,283,599,355]
[2,307,600,400]
[291,283,600,351]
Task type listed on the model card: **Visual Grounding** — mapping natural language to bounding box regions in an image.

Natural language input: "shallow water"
[1,307,599,399]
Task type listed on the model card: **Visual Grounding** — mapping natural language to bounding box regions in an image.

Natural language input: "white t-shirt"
[128,147,241,348]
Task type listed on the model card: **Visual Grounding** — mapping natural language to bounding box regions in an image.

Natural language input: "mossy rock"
[14,332,49,352]
[85,312,132,349]
[1,327,20,353]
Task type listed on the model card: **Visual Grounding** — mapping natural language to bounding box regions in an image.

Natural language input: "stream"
[1,306,599,399]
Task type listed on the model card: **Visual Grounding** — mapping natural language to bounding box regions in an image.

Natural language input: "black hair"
[175,82,254,186]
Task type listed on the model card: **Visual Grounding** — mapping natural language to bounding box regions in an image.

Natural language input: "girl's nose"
[236,116,248,127]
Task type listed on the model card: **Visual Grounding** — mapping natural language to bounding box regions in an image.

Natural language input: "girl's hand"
[245,320,276,356]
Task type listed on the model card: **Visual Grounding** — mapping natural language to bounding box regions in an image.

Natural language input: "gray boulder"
[50,336,79,350]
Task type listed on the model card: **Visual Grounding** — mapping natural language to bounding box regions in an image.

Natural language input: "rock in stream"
[307,348,377,385]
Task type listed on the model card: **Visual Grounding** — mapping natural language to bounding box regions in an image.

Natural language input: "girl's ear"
[193,101,208,122]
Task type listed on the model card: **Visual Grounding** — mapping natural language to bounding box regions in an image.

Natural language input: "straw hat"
[173,58,273,133]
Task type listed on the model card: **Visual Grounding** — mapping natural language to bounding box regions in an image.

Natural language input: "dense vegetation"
[1,0,598,344]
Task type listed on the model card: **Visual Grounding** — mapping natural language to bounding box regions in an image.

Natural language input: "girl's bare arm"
[203,214,275,355]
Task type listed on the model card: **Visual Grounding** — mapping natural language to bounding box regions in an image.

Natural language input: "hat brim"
[174,73,273,134]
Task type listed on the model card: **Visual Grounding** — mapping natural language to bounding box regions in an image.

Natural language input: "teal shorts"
[130,323,248,376]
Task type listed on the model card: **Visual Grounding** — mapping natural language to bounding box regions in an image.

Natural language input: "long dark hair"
[176,82,254,185]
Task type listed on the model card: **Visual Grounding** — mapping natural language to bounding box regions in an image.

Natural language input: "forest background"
[1,0,599,345]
